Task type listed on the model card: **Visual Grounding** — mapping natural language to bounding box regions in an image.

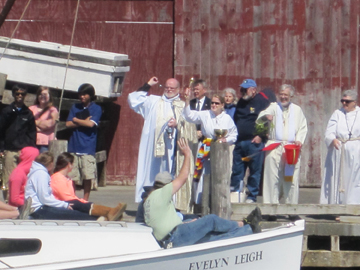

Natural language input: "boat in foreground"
[0,219,304,269]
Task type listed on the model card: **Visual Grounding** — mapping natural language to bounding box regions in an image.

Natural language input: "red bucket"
[284,144,301,165]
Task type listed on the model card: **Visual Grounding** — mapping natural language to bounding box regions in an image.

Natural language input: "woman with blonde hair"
[183,89,238,204]
[29,86,59,153]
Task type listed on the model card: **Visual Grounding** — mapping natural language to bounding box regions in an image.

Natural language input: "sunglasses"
[341,99,355,104]
[15,92,26,96]
[211,102,220,105]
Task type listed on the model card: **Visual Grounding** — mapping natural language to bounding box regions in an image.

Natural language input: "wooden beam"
[231,203,360,219]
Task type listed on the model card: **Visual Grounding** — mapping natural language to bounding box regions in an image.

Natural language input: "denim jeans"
[230,140,264,201]
[30,205,97,220]
[67,200,93,214]
[169,214,252,248]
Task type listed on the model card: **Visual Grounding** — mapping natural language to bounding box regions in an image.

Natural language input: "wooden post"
[201,174,210,216]
[210,141,231,219]
[49,140,68,164]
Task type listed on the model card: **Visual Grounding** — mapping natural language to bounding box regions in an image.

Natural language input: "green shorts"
[68,154,97,185]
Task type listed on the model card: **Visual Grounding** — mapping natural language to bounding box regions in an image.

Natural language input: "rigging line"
[0,0,32,61]
[56,0,80,134]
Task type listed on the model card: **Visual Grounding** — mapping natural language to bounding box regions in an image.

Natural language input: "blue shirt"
[67,102,102,155]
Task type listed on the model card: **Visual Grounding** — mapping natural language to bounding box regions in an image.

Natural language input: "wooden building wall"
[0,0,174,185]
[0,0,359,188]
[174,0,360,186]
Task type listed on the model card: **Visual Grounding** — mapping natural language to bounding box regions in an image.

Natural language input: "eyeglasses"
[341,99,355,104]
[211,102,220,105]
[15,92,26,96]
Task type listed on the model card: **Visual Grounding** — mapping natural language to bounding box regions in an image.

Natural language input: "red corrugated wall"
[0,0,174,185]
[174,0,360,186]
[0,0,359,187]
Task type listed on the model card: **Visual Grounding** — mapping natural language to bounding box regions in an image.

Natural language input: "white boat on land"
[0,219,304,269]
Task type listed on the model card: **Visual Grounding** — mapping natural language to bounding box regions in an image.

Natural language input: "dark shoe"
[19,197,32,220]
[243,207,262,233]
[267,215,277,221]
[289,215,301,221]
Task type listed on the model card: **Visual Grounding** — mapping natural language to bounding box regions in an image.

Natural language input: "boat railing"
[0,219,127,227]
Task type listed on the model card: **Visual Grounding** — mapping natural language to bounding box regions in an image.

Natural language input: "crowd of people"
[129,76,358,222]
[0,83,127,220]
[0,75,356,248]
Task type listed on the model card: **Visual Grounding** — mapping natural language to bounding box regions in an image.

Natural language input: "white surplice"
[257,102,307,204]
[320,106,360,204]
[183,106,238,203]
[128,91,180,202]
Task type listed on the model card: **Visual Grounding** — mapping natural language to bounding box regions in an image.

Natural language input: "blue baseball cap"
[239,79,257,88]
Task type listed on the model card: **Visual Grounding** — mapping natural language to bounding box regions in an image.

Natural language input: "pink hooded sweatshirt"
[9,147,39,207]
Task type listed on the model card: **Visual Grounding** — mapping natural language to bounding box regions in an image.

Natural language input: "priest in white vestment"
[128,77,197,212]
[257,84,307,204]
[320,90,360,205]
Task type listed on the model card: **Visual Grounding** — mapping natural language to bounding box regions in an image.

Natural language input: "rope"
[0,0,33,61]
[55,0,80,135]
[58,0,80,114]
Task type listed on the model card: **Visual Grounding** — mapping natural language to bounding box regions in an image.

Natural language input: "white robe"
[128,91,179,202]
[257,102,307,204]
[183,106,238,203]
[320,106,360,204]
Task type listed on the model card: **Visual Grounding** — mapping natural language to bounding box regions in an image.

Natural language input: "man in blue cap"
[230,79,270,203]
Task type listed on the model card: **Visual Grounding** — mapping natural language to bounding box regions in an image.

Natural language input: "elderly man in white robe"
[128,77,197,212]
[320,90,360,205]
[256,84,307,207]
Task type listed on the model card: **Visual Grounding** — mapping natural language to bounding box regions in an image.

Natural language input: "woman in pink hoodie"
[9,147,39,207]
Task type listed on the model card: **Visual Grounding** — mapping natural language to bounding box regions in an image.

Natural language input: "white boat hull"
[0,219,304,270]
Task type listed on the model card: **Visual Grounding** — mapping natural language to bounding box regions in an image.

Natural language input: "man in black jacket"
[230,79,269,203]
[189,79,211,140]
[0,85,36,200]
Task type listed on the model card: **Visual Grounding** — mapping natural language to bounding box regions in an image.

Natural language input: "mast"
[0,0,16,28]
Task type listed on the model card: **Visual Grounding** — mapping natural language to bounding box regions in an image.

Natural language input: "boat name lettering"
[188,257,229,270]
[235,251,263,264]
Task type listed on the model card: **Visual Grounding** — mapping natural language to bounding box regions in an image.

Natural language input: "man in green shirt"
[144,138,261,248]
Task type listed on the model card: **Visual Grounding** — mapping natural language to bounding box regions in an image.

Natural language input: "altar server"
[257,84,307,204]
[320,90,360,204]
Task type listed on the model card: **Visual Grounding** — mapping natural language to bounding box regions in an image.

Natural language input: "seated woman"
[183,89,238,204]
[51,152,126,221]
[0,201,19,219]
[25,152,97,220]
[29,86,59,153]
[9,147,39,207]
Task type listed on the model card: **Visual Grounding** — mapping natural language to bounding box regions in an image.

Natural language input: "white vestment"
[257,102,307,204]
[128,91,197,204]
[183,106,238,203]
[320,106,360,204]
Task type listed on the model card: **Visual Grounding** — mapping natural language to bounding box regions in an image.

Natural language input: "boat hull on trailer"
[0,219,304,270]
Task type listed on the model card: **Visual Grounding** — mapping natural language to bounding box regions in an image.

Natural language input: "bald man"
[128,77,197,208]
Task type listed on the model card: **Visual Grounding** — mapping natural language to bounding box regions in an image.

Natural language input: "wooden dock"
[232,203,360,268]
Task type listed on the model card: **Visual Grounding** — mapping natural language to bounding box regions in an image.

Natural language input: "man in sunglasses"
[230,79,270,204]
[0,85,36,201]
[256,84,307,215]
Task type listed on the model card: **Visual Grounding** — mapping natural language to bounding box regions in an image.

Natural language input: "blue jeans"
[230,140,264,201]
[30,205,97,220]
[169,214,252,247]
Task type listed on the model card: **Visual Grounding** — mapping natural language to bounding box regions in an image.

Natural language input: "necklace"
[345,111,358,139]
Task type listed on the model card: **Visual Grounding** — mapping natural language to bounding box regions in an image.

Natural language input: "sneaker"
[245,199,255,203]
[243,207,262,233]
[19,197,32,220]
